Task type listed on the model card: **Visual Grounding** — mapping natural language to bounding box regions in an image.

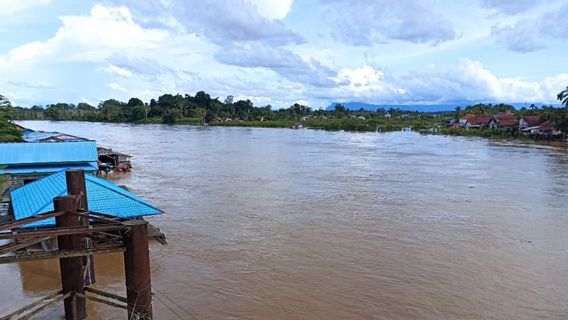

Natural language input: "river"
[3,121,568,319]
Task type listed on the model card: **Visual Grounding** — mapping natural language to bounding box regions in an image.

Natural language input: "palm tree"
[558,86,568,107]
[454,106,462,120]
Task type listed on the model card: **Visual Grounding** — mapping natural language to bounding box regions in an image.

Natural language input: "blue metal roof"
[10,171,162,228]
[2,162,98,175]
[22,130,90,143]
[0,141,98,166]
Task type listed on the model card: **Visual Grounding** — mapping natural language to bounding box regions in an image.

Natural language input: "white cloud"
[214,42,337,87]
[491,3,568,52]
[103,65,134,78]
[327,60,563,104]
[246,0,293,20]
[333,66,404,100]
[0,0,52,16]
[0,5,169,66]
[1,1,566,108]
[322,0,456,45]
[115,0,301,45]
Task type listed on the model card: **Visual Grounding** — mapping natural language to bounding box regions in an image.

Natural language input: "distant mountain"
[325,102,558,113]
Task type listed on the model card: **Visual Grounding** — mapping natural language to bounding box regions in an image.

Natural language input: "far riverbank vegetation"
[1,86,567,143]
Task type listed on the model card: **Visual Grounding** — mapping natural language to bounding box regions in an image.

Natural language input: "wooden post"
[65,170,96,285]
[55,196,87,320]
[123,220,153,319]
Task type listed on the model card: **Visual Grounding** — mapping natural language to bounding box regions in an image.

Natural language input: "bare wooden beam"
[0,211,64,231]
[0,224,126,240]
[18,292,71,320]
[76,212,123,224]
[85,287,127,303]
[0,291,61,320]
[0,246,125,264]
[0,237,51,255]
[75,292,127,310]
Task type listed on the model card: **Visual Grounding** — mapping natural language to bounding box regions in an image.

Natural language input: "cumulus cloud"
[327,60,563,104]
[2,1,566,108]
[0,4,218,105]
[491,3,568,52]
[215,43,338,87]
[246,0,293,20]
[322,0,456,45]
[0,5,169,66]
[115,0,301,45]
[103,65,133,78]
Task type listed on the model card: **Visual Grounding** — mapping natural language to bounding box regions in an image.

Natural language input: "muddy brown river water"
[2,121,568,319]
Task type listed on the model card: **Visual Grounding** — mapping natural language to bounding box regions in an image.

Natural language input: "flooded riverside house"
[0,137,163,319]
[19,127,133,173]
[458,113,564,138]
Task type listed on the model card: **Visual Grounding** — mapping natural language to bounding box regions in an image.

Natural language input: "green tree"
[0,95,21,142]
[162,109,180,125]
[130,105,147,122]
[99,99,125,122]
[454,106,462,120]
[194,107,206,124]
[558,86,568,107]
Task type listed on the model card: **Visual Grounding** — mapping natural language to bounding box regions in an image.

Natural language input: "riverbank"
[141,117,568,142]
[12,118,568,145]
[141,116,443,132]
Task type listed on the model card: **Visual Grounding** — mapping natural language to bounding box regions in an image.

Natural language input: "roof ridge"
[85,175,163,213]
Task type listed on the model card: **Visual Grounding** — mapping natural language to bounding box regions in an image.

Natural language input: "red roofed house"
[537,120,562,137]
[489,114,519,131]
[519,115,542,130]
[461,114,492,129]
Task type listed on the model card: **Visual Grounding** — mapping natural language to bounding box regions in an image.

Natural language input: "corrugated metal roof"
[2,162,98,175]
[10,171,162,228]
[22,130,90,143]
[0,141,98,166]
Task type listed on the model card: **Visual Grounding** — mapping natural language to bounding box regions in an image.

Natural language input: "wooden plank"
[19,292,72,320]
[0,224,126,240]
[0,211,64,231]
[0,291,61,320]
[76,212,123,224]
[0,246,125,264]
[75,292,127,310]
[85,287,127,303]
[0,237,51,255]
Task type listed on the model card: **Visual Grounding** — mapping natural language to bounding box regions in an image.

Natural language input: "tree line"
[0,87,567,142]
[2,91,449,125]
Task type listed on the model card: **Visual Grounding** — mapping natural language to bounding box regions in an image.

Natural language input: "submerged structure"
[97,147,133,172]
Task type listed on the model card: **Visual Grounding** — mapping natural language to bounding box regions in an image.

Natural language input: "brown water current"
[2,121,568,319]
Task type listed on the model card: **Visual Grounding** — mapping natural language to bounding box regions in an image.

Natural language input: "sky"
[0,0,567,109]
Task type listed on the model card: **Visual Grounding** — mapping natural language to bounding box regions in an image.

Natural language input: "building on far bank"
[489,114,518,131]
[518,116,542,130]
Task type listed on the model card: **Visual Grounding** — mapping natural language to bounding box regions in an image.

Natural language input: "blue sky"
[1,0,567,109]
